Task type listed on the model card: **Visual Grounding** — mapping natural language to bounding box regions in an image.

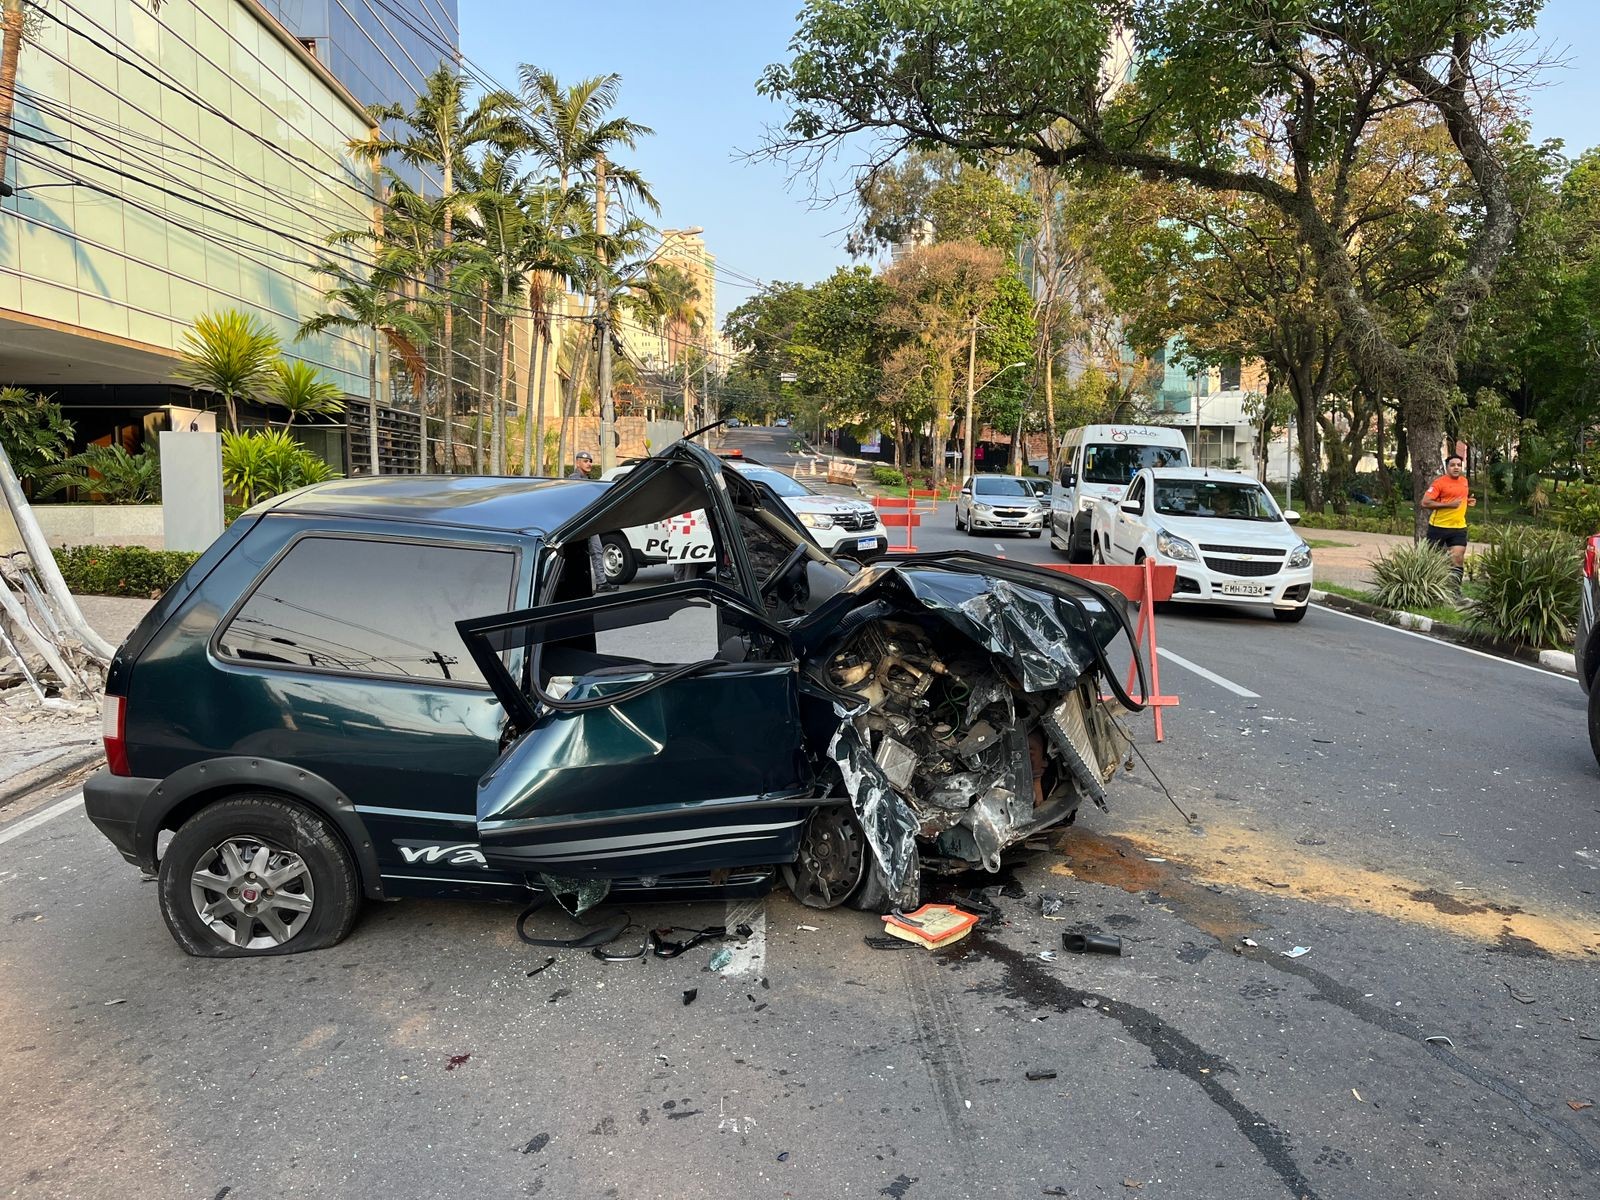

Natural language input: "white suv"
[598,462,888,584]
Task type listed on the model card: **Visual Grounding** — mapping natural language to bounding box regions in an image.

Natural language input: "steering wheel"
[760,542,811,603]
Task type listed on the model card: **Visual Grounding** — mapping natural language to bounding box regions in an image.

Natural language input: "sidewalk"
[0,595,154,806]
[1307,528,1487,590]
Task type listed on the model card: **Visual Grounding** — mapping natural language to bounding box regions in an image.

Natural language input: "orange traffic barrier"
[1038,558,1179,741]
[871,499,922,553]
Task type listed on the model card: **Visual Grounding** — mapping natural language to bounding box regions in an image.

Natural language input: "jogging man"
[1421,454,1475,586]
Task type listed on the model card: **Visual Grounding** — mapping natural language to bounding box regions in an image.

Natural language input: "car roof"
[254,474,611,535]
[1143,467,1258,482]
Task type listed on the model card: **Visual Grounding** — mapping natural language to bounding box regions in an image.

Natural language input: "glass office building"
[255,0,459,124]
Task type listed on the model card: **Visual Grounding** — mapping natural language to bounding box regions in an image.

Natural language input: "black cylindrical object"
[1063,931,1123,955]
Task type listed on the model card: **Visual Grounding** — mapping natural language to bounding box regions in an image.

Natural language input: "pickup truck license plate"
[856,538,879,550]
[1219,581,1268,597]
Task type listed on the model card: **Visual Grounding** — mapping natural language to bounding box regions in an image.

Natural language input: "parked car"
[597,461,889,583]
[1576,536,1600,764]
[954,474,1046,537]
[83,441,1138,956]
[1089,467,1313,622]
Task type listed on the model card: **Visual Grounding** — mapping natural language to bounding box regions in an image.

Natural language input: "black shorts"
[1425,524,1468,550]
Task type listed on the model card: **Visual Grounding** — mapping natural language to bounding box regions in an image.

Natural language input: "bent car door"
[459,582,813,881]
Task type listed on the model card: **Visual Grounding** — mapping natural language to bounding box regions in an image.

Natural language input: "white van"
[1049,424,1190,561]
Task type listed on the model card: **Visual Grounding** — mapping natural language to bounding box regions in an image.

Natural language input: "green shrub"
[1370,541,1457,612]
[1295,511,1414,535]
[871,465,906,487]
[222,429,339,506]
[38,443,162,503]
[53,545,201,598]
[1545,482,1600,536]
[0,386,74,488]
[1465,527,1580,650]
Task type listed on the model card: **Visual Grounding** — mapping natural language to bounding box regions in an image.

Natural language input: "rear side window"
[216,536,516,687]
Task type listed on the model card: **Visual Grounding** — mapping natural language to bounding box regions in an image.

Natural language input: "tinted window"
[218,536,516,686]
[736,466,812,498]
[973,476,1032,497]
[1154,480,1280,521]
[1082,443,1189,483]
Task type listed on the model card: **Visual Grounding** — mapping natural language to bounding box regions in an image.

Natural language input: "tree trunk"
[367,345,381,475]
[474,288,488,473]
[497,311,514,474]
[0,0,23,190]
[1042,338,1057,480]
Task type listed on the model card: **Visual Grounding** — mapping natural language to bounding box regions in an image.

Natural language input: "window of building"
[1219,359,1242,391]
[217,536,516,686]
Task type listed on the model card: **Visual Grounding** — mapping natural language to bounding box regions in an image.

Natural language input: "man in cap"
[568,450,612,591]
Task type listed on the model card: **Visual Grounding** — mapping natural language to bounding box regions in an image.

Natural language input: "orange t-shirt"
[1426,473,1469,528]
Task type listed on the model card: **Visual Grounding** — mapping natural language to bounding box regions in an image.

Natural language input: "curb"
[1310,589,1576,676]
[0,744,103,812]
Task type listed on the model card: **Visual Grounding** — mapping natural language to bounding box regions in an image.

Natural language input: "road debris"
[1062,931,1122,955]
[445,1054,471,1071]
[1122,1180,1144,1190]
[1352,1088,1364,1102]
[797,924,819,932]
[777,1151,790,1162]
[1281,946,1311,959]
[1568,1100,1594,1112]
[1241,937,1258,948]
[1038,950,1059,962]
[1502,982,1537,1004]
[1255,876,1291,889]
[1424,1036,1456,1049]
[1042,1189,1072,1197]
[706,948,734,972]
[1040,893,1066,919]
[880,903,980,949]
[864,935,917,951]
[1025,1069,1058,1081]
[682,989,698,1006]
[525,956,556,977]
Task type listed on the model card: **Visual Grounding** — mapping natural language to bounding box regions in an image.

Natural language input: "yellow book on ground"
[880,904,980,949]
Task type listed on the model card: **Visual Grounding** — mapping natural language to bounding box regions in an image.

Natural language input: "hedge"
[53,545,201,598]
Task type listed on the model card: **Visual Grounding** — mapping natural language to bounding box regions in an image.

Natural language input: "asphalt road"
[2,428,1597,1199]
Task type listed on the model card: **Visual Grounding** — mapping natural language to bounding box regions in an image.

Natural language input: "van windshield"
[1082,443,1190,484]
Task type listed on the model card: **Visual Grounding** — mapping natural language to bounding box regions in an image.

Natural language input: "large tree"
[764,0,1543,533]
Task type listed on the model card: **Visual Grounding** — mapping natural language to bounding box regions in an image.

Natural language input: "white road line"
[1156,648,1261,698]
[0,792,84,848]
[1315,603,1566,677]
[720,897,767,978]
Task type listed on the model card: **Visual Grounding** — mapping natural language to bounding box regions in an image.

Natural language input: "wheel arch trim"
[136,758,385,900]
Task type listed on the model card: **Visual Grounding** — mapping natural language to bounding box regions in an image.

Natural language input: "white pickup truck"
[1090,467,1314,622]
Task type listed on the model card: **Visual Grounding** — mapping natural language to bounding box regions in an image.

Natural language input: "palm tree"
[299,263,429,474]
[362,68,521,472]
[266,360,346,427]
[176,310,282,432]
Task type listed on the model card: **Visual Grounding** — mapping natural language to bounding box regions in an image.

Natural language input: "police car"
[598,461,888,584]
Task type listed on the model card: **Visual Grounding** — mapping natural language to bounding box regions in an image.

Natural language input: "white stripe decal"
[380,873,523,888]
[356,806,474,824]
[0,793,84,848]
[494,819,805,855]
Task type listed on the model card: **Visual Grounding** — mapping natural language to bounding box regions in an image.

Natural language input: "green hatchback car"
[85,441,1136,956]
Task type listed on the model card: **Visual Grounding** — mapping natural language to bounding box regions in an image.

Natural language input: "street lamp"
[963,360,1028,482]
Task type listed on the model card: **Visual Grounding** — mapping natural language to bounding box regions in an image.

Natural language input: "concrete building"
[0,0,380,470]
[618,227,717,372]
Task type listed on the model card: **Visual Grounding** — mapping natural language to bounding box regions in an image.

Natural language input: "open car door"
[457,442,818,885]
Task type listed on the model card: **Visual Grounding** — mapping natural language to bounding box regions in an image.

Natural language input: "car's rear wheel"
[1274,605,1308,623]
[157,795,360,957]
[600,533,636,585]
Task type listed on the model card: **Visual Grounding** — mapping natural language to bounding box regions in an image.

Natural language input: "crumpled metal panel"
[828,716,921,907]
[891,570,1110,694]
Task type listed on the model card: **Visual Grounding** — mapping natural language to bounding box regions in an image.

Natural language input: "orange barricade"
[1038,558,1179,741]
[871,496,921,553]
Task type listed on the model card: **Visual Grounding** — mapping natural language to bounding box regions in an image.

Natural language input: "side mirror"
[960,487,972,496]
[1059,469,1075,488]
[1283,510,1301,525]
[1119,500,1142,515]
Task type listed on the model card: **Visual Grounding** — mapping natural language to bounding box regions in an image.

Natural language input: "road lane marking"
[1156,648,1260,698]
[1316,604,1567,678]
[0,792,84,848]
[721,897,767,978]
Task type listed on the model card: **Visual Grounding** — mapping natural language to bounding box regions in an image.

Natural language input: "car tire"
[1274,605,1308,623]
[1588,683,1600,769]
[157,794,360,958]
[1091,538,1105,564]
[600,533,636,585]
[849,844,921,914]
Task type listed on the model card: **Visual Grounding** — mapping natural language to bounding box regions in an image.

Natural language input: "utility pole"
[595,153,615,472]
[962,315,978,483]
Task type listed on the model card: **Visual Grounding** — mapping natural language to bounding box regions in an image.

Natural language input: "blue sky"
[463,0,1600,328]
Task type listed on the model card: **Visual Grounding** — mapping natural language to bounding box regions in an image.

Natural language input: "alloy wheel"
[189,837,315,949]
